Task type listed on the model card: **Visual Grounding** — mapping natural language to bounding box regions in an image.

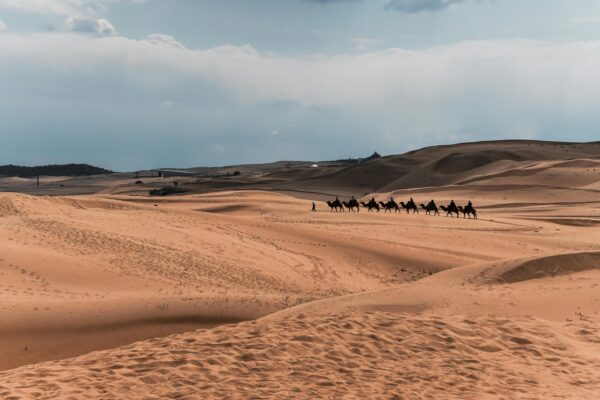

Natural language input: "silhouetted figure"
[348,196,360,212]
[378,198,400,213]
[400,199,419,214]
[460,201,477,219]
[420,201,439,216]
[361,198,380,212]
[327,198,344,212]
[343,199,360,212]
[311,202,316,212]
[441,200,460,218]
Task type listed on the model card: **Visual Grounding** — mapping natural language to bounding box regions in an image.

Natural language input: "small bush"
[149,187,188,196]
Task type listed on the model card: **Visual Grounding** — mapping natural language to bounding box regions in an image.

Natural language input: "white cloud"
[0,20,7,32]
[571,16,600,24]
[385,0,464,13]
[160,100,176,107]
[0,0,145,16]
[351,37,382,51]
[211,144,226,155]
[144,34,186,50]
[1,33,600,148]
[66,15,116,36]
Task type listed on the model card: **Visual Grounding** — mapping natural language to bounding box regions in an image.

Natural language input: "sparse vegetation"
[149,187,188,196]
[0,164,112,178]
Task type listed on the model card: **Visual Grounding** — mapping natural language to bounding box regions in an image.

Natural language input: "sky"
[1,0,600,170]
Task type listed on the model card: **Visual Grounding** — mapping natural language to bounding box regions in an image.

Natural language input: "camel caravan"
[324,196,477,219]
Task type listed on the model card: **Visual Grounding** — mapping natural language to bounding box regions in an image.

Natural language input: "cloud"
[65,15,116,36]
[385,0,464,13]
[0,20,7,32]
[307,0,467,14]
[351,37,382,50]
[160,100,176,107]
[144,34,186,50]
[211,144,226,155]
[307,0,361,3]
[1,33,600,168]
[0,0,145,16]
[571,16,600,24]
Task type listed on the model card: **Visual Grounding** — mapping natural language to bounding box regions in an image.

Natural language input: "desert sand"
[0,141,599,398]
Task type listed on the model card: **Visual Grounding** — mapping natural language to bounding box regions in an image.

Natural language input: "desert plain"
[0,140,599,399]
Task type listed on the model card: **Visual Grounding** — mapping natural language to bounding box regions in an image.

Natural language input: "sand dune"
[1,252,599,398]
[176,140,600,195]
[2,190,485,371]
[0,140,599,398]
[2,310,599,399]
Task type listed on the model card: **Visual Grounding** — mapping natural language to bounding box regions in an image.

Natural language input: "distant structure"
[361,151,381,163]
[311,164,319,168]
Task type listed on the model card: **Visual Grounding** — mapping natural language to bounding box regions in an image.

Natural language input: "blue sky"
[1,0,600,170]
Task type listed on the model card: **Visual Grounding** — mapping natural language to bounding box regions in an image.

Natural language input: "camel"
[378,199,400,213]
[342,200,360,212]
[326,199,344,212]
[467,205,477,219]
[348,198,360,212]
[320,195,476,219]
[400,200,419,214]
[360,200,380,212]
[440,204,460,218]
[458,205,477,219]
[387,197,401,213]
[420,203,439,216]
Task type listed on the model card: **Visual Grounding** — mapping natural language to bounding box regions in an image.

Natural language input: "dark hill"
[0,164,112,178]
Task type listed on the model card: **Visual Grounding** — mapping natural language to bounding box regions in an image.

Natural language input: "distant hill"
[0,164,113,178]
[180,140,600,195]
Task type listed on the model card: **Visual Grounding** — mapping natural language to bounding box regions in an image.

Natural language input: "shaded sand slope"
[268,251,600,322]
